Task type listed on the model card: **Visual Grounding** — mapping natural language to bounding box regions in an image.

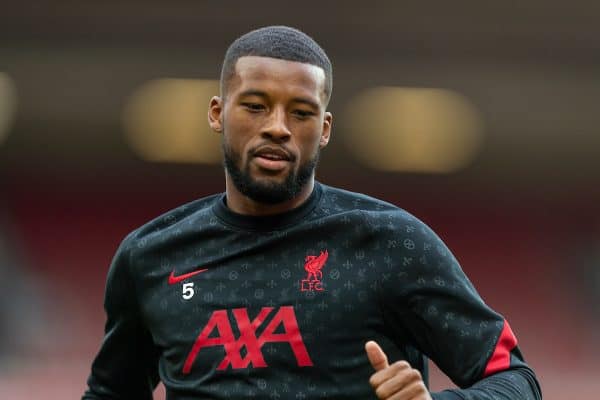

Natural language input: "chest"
[135,228,393,376]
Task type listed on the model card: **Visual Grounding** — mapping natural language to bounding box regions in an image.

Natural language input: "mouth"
[252,146,294,171]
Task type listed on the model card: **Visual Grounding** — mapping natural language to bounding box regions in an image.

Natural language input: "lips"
[253,146,292,161]
[252,146,294,171]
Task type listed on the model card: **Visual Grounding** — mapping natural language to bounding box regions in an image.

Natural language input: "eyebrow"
[239,89,320,110]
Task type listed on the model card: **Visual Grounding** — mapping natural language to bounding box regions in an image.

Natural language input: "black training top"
[83,182,541,400]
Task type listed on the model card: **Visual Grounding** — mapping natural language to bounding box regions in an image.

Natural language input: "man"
[83,26,542,399]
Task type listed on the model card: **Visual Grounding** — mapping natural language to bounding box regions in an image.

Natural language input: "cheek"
[295,134,322,164]
[295,123,323,148]
[224,113,256,151]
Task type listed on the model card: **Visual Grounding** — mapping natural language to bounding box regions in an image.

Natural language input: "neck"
[224,174,315,216]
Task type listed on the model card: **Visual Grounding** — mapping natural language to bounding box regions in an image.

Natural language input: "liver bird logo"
[304,250,328,281]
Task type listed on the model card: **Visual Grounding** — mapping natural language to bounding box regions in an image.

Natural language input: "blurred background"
[1,1,599,398]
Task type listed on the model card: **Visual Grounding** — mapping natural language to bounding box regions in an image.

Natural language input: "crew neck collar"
[212,182,323,232]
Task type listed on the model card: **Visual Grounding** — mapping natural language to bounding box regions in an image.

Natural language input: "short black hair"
[220,25,332,104]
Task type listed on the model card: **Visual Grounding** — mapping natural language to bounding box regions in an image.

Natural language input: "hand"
[365,341,432,400]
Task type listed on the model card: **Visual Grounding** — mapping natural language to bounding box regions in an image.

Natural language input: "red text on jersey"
[183,306,313,373]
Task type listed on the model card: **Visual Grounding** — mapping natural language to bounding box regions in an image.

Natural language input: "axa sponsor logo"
[300,250,328,292]
[183,306,312,374]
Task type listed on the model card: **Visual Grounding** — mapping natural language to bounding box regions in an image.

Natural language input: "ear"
[208,96,224,133]
[319,111,332,148]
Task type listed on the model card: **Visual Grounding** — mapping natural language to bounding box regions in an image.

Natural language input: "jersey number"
[182,283,195,300]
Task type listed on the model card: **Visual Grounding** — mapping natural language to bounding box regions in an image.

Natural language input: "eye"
[241,102,265,112]
[292,109,315,119]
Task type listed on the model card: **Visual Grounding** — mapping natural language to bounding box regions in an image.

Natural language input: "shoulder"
[319,183,398,211]
[319,183,429,231]
[318,184,454,263]
[119,193,223,252]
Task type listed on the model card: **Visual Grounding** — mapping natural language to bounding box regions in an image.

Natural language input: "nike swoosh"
[168,267,209,285]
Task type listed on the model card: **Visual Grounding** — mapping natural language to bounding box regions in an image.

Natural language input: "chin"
[251,174,291,188]
[250,166,294,182]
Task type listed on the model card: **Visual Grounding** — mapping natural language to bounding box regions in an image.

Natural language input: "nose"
[262,106,291,142]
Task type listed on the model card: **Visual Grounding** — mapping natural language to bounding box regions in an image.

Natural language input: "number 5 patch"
[182,282,195,300]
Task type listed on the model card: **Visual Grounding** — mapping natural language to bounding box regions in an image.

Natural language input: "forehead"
[230,56,326,102]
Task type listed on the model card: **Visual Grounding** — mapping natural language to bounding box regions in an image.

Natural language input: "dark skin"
[208,55,430,399]
[208,56,332,216]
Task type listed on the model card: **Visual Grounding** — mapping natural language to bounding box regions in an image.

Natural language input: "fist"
[365,341,432,400]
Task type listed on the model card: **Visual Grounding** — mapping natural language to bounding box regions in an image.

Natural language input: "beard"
[222,140,319,205]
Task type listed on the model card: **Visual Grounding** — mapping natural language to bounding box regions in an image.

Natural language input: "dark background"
[1,1,599,398]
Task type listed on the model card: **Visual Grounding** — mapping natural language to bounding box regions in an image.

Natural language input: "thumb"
[365,340,389,371]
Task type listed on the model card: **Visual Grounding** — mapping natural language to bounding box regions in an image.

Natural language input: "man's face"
[210,56,332,204]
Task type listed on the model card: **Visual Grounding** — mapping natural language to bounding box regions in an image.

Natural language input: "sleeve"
[82,237,160,400]
[378,216,542,399]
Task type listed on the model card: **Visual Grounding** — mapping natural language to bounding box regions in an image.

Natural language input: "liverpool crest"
[300,250,328,292]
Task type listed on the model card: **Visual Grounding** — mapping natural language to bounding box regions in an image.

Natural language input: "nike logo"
[168,267,209,285]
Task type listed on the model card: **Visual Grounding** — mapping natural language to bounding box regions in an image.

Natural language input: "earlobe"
[208,96,223,133]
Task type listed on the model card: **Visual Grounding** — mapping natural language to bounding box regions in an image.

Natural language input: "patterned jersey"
[83,182,541,400]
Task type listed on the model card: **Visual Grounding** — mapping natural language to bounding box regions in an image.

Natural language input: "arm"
[82,237,160,400]
[371,214,541,399]
[432,365,541,400]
